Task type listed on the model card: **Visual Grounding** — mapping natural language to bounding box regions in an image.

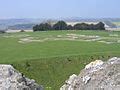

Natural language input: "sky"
[0,0,120,19]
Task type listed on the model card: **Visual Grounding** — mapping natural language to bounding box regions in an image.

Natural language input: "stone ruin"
[60,57,120,90]
[0,64,43,90]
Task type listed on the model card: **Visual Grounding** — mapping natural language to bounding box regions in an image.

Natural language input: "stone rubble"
[60,57,120,90]
[0,64,43,90]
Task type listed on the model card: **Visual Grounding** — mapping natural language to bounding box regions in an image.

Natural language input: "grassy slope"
[0,30,120,89]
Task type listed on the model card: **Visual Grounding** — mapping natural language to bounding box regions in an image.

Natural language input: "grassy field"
[1,30,120,89]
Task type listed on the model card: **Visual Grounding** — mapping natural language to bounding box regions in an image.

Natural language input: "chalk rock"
[108,57,120,64]
[60,57,120,90]
[85,60,104,72]
[82,75,91,84]
[65,74,77,85]
[0,64,43,90]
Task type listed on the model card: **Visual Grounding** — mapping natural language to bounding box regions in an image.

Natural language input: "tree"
[0,30,5,34]
[53,21,67,30]
[95,22,105,30]
[74,23,89,30]
[67,25,73,30]
[33,23,52,31]
[33,21,105,31]
[74,22,105,30]
[33,25,39,32]
[79,23,90,30]
[88,24,95,30]
[39,23,52,31]
[20,30,25,32]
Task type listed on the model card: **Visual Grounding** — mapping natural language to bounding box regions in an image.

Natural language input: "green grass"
[1,30,120,89]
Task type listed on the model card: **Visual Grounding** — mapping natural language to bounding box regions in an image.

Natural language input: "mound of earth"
[60,57,120,90]
[0,65,43,90]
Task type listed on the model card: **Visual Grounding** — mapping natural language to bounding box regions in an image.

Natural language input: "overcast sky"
[0,0,119,19]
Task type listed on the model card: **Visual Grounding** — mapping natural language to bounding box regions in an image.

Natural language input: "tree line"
[33,21,105,31]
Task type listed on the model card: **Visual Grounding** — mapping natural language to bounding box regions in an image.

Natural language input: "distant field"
[67,21,98,26]
[1,30,120,89]
[113,22,120,27]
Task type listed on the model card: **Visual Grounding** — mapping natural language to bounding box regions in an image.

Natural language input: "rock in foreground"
[60,57,120,90]
[0,64,43,90]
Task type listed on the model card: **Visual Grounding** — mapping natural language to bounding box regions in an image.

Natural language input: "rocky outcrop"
[60,57,120,90]
[0,64,43,90]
